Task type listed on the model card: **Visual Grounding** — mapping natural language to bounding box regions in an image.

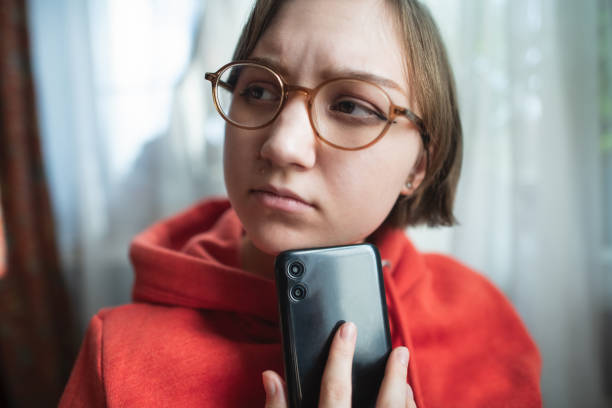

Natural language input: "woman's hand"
[262,322,417,407]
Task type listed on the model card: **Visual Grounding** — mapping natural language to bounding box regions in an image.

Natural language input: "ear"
[400,150,427,196]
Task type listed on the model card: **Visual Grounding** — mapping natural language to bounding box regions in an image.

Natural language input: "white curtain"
[28,0,609,406]
[28,0,251,326]
[412,0,609,406]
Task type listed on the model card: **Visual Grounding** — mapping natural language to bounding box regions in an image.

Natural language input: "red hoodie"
[59,198,541,407]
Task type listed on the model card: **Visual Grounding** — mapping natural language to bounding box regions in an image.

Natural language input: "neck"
[240,236,276,280]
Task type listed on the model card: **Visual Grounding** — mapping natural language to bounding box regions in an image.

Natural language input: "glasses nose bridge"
[284,84,314,100]
[277,84,316,124]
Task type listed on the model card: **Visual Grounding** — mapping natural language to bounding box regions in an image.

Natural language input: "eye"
[329,98,387,121]
[239,83,280,102]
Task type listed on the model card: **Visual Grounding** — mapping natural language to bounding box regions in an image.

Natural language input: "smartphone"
[274,243,392,408]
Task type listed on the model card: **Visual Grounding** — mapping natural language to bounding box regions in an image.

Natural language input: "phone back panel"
[275,244,391,408]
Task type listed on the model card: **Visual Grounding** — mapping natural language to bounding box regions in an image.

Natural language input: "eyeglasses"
[204,60,430,152]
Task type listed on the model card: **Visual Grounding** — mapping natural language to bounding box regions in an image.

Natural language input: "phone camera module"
[290,284,307,301]
[287,261,304,278]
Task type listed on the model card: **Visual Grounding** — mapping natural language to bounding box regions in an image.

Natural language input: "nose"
[259,93,317,169]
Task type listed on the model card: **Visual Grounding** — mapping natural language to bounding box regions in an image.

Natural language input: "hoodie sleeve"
[58,314,106,408]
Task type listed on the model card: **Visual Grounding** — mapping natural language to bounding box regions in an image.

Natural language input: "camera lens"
[290,284,307,301]
[287,261,304,278]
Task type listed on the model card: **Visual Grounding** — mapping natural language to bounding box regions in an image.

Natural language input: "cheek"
[350,141,417,206]
[223,132,235,188]
[320,153,409,235]
[223,129,252,186]
[345,169,403,211]
[330,146,414,200]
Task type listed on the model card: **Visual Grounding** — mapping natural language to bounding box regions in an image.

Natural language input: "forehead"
[251,0,409,96]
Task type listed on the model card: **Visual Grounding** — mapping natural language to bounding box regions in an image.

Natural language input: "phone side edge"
[368,243,392,350]
[274,253,302,408]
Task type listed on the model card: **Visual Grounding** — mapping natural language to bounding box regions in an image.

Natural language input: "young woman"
[60,0,541,407]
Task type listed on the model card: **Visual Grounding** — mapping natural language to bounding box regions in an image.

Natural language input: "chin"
[246,225,369,257]
[247,232,308,256]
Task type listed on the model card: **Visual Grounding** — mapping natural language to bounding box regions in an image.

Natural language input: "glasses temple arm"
[205,73,233,92]
[394,107,430,148]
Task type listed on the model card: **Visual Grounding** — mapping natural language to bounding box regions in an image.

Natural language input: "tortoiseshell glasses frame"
[204,60,430,154]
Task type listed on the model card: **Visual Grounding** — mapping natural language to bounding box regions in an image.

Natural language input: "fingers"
[406,383,417,408]
[375,346,416,408]
[318,322,357,407]
[263,370,288,408]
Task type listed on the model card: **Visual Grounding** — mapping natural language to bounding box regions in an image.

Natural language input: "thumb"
[262,370,288,408]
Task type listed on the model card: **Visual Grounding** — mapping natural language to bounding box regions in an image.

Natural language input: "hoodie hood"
[130,198,277,323]
[66,198,541,408]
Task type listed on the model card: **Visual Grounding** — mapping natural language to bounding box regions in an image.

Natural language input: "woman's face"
[224,0,424,254]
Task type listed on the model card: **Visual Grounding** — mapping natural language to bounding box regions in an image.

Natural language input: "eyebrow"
[248,56,291,77]
[246,56,405,93]
[328,69,405,93]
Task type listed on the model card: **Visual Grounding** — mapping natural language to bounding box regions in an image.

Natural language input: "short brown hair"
[231,0,463,228]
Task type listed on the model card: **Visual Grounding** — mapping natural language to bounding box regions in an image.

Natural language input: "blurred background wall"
[0,0,609,406]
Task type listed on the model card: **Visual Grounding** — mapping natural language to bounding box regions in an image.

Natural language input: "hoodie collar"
[130,199,425,325]
[131,199,278,323]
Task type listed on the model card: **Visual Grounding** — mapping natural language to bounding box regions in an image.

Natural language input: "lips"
[250,185,315,210]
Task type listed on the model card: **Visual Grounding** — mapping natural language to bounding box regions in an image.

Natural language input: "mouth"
[250,185,315,212]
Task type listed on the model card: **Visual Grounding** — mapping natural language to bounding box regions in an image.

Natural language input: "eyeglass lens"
[215,63,393,149]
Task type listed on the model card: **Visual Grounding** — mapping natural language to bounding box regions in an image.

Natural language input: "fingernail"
[340,322,356,341]
[262,372,276,397]
[396,347,409,367]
